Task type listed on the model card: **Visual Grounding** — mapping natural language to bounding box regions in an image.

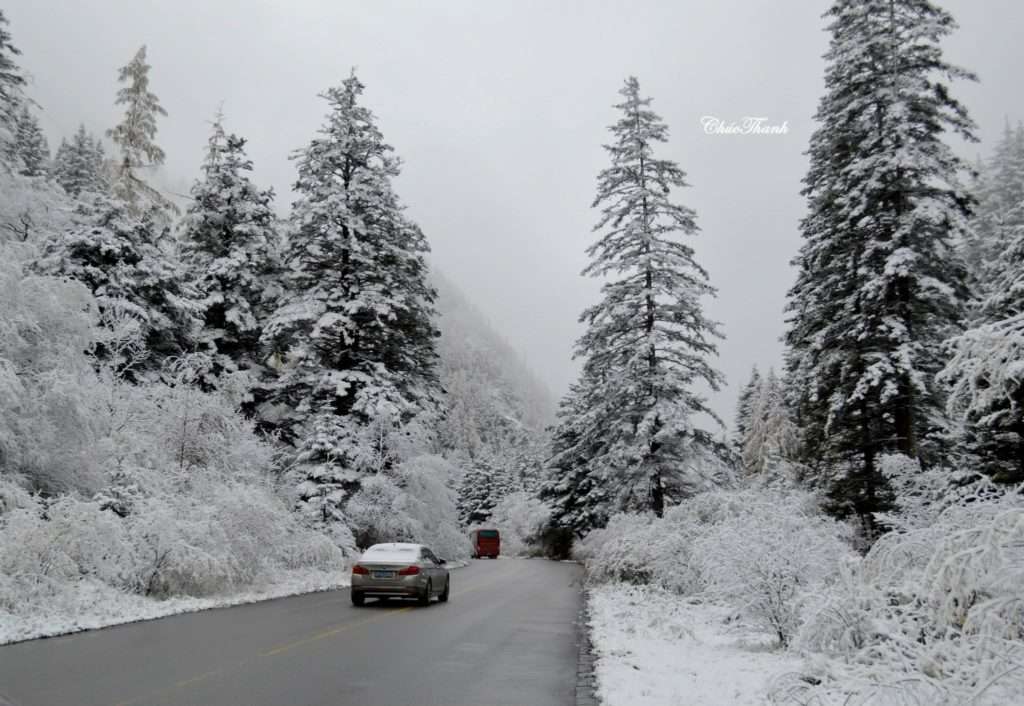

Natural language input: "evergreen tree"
[734,365,761,445]
[263,72,440,520]
[0,9,25,145]
[740,369,799,476]
[541,378,612,536]
[942,126,1024,483]
[289,414,362,536]
[34,194,200,374]
[52,124,107,197]
[106,45,169,214]
[784,0,976,528]
[457,459,500,526]
[180,114,279,384]
[9,105,49,176]
[962,122,1024,298]
[548,77,724,526]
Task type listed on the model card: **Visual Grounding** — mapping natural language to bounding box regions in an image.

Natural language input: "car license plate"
[372,570,395,579]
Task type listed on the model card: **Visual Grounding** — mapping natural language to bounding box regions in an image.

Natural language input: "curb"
[576,590,600,706]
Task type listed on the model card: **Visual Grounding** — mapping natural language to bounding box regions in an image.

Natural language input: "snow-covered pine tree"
[457,459,500,527]
[34,194,200,375]
[541,378,613,536]
[263,72,440,526]
[0,10,25,148]
[106,45,170,214]
[180,114,279,387]
[784,0,976,528]
[9,105,49,177]
[52,136,69,180]
[942,126,1024,483]
[740,369,799,476]
[549,77,724,524]
[961,122,1024,297]
[734,365,761,446]
[52,124,107,197]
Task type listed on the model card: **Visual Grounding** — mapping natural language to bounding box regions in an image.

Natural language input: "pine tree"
[263,72,440,520]
[0,10,25,146]
[942,125,1024,483]
[34,194,200,374]
[52,124,107,197]
[106,45,169,214]
[180,114,279,385]
[962,122,1024,298]
[784,0,976,528]
[289,414,362,535]
[740,369,799,476]
[541,378,612,535]
[734,365,761,445]
[9,105,49,176]
[457,459,500,526]
[548,77,724,526]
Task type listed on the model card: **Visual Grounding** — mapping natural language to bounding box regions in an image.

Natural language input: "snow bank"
[0,569,347,645]
[582,475,1024,706]
[578,486,853,644]
[589,584,800,706]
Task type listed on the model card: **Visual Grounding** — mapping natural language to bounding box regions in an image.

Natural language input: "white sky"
[7,0,1024,425]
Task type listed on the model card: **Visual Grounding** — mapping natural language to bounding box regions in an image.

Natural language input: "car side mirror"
[438,558,447,566]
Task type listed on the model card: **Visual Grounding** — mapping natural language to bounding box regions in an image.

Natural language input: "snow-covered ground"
[0,569,348,646]
[589,584,800,706]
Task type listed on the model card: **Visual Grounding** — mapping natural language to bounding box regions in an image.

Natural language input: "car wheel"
[418,581,432,607]
[439,577,450,603]
[351,591,365,607]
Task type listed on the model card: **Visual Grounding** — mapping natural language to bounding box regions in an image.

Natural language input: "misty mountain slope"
[432,270,555,462]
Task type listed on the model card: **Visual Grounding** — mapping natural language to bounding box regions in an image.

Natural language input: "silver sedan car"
[350,543,450,607]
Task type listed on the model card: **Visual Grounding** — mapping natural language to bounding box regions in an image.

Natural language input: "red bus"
[470,528,500,559]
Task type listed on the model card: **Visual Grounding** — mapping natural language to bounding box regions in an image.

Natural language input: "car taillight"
[397,565,420,576]
[352,565,369,575]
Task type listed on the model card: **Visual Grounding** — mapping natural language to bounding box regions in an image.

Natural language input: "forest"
[1,2,1023,704]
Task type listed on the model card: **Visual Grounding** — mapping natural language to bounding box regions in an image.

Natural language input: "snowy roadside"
[0,569,349,646]
[588,584,800,706]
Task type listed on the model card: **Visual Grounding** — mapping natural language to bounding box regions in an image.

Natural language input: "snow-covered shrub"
[579,511,702,594]
[345,455,470,560]
[694,492,853,647]
[0,495,137,615]
[0,168,74,247]
[875,453,988,533]
[346,473,417,548]
[773,484,1024,706]
[393,455,471,560]
[0,474,32,516]
[128,497,240,597]
[0,238,106,494]
[486,490,551,556]
[580,485,845,612]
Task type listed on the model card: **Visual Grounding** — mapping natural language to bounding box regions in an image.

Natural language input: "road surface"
[0,559,582,706]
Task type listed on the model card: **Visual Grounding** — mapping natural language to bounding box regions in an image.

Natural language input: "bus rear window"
[478,530,499,538]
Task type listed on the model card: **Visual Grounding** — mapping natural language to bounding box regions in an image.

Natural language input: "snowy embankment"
[589,585,799,706]
[579,472,1024,706]
[0,570,349,646]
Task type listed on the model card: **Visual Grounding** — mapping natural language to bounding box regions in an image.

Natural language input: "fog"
[8,0,1024,424]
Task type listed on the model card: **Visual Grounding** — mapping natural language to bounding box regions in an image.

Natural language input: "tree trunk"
[650,470,664,518]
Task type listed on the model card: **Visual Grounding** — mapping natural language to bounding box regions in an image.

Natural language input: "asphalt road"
[0,559,583,706]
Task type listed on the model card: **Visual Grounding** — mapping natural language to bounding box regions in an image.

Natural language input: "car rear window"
[478,530,499,538]
[362,546,419,562]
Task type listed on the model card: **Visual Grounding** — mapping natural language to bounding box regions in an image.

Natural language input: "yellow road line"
[260,605,413,657]
[174,668,224,688]
[111,561,522,705]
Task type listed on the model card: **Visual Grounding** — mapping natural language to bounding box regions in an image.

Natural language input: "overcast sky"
[7,0,1024,425]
